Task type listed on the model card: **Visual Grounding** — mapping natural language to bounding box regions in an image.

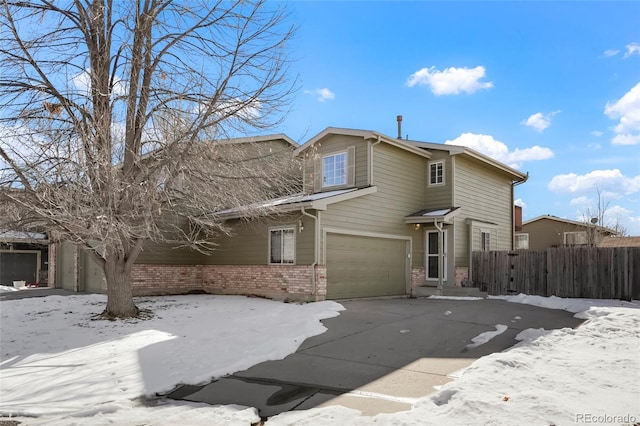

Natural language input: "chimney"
[396,115,402,139]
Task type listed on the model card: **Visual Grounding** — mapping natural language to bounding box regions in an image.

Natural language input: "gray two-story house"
[205,127,527,300]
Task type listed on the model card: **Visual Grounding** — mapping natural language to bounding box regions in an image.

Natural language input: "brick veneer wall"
[455,267,469,287]
[203,264,326,301]
[129,264,326,301]
[411,267,426,288]
[130,264,203,296]
[412,266,468,289]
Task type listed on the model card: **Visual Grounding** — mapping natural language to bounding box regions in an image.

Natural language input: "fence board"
[472,247,638,300]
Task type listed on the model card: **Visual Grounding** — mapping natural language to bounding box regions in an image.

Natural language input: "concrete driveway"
[167,297,584,420]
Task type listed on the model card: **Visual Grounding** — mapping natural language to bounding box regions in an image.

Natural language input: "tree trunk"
[103,257,139,318]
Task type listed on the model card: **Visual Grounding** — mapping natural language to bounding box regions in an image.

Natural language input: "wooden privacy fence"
[472,247,639,300]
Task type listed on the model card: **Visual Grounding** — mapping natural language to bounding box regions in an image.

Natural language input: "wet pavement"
[166,297,584,420]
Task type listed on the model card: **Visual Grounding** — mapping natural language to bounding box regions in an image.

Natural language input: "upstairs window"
[269,228,295,264]
[429,161,444,186]
[322,152,347,187]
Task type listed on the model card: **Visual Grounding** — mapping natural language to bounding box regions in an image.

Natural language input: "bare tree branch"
[0,0,299,318]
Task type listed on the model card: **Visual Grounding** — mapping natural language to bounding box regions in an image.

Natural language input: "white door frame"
[425,229,447,282]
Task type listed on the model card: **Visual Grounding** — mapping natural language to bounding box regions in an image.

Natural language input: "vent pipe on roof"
[397,115,402,139]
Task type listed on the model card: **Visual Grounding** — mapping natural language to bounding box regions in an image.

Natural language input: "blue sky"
[272,1,640,235]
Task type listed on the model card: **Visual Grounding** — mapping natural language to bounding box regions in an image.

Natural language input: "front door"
[426,230,447,282]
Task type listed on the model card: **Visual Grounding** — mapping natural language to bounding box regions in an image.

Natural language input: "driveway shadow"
[166,297,584,419]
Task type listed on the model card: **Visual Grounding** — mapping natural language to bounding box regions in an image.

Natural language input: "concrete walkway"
[167,297,584,420]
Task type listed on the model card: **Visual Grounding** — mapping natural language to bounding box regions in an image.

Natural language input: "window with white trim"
[429,161,444,186]
[269,228,295,264]
[481,231,491,251]
[515,233,529,250]
[426,230,447,280]
[322,152,347,187]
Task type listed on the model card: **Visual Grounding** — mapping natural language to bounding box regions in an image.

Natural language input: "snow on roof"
[421,208,453,217]
[215,188,359,216]
[0,230,47,240]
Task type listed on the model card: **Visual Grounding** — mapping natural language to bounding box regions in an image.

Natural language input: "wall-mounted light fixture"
[414,223,421,231]
[298,219,304,233]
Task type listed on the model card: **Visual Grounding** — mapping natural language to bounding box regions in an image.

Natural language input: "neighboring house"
[52,127,527,300]
[208,127,527,300]
[0,230,49,287]
[516,215,618,250]
[598,236,640,248]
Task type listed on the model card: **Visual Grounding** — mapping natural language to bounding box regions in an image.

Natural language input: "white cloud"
[611,133,640,145]
[590,130,603,137]
[406,66,493,95]
[604,82,640,145]
[624,42,640,58]
[514,198,527,208]
[570,196,591,207]
[603,49,620,57]
[521,110,561,132]
[304,88,335,102]
[72,68,126,97]
[444,132,553,168]
[548,169,640,195]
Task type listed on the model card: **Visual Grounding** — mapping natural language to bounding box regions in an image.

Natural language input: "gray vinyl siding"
[423,151,453,209]
[303,134,369,193]
[56,241,76,290]
[453,155,514,266]
[321,143,426,267]
[203,213,315,265]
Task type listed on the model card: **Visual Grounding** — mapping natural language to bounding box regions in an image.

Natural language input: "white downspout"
[435,219,444,291]
[301,207,318,295]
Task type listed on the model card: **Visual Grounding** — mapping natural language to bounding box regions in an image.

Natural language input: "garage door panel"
[326,234,407,299]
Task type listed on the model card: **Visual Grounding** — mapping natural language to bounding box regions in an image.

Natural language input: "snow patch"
[466,324,508,349]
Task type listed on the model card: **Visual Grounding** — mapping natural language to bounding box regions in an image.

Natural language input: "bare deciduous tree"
[0,0,300,318]
[580,188,628,245]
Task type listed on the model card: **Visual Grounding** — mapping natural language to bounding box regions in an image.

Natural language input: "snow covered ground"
[1,292,638,425]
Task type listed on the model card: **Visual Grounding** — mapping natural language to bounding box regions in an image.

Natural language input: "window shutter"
[313,157,322,192]
[347,146,356,187]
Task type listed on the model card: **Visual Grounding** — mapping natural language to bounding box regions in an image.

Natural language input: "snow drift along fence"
[472,247,639,300]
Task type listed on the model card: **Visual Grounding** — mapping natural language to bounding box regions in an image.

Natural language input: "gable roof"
[407,140,527,182]
[523,215,619,234]
[598,236,640,247]
[295,127,527,181]
[219,133,298,148]
[294,127,432,159]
